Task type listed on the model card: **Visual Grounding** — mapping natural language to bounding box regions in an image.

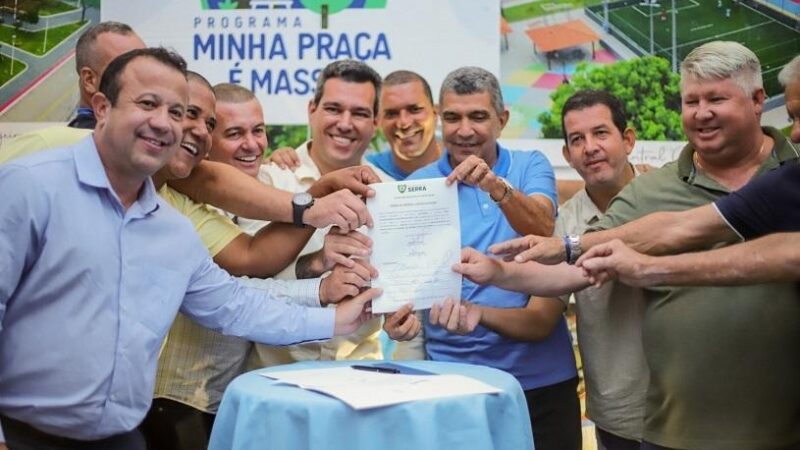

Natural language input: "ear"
[498,108,510,130]
[307,99,317,118]
[91,92,111,124]
[80,67,99,97]
[752,87,766,117]
[622,127,637,155]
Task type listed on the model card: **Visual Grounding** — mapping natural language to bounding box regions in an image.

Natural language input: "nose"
[398,110,412,129]
[456,118,474,139]
[695,100,714,120]
[243,132,261,153]
[149,106,172,134]
[337,111,354,132]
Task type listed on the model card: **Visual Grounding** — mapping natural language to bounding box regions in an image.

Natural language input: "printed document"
[261,366,500,409]
[366,178,462,313]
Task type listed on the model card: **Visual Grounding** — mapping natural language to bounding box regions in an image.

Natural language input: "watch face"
[293,192,313,206]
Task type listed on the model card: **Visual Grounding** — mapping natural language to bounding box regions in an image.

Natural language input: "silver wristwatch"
[565,235,582,265]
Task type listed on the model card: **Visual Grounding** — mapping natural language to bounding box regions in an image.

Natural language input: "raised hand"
[309,165,381,199]
[319,259,377,305]
[577,239,654,287]
[429,298,481,335]
[452,247,502,285]
[266,147,301,170]
[382,303,422,342]
[334,287,382,336]
[489,234,567,265]
[304,189,373,231]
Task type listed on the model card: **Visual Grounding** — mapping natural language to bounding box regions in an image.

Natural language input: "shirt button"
[110,394,118,402]
[482,203,489,209]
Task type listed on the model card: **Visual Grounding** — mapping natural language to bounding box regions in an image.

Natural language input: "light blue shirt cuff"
[292,278,322,307]
[304,306,335,341]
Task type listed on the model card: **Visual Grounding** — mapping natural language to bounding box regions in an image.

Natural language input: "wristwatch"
[564,235,582,265]
[491,177,514,204]
[292,192,315,227]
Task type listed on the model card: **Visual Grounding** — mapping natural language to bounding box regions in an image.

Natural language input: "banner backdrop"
[101,0,499,125]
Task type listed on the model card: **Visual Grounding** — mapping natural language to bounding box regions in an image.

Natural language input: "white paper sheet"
[366,178,462,313]
[261,366,500,410]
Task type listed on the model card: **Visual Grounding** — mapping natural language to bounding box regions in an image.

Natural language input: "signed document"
[367,178,462,313]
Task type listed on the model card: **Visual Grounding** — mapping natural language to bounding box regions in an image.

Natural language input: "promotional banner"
[101,0,499,125]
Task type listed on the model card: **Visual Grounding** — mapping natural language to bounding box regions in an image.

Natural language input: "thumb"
[352,287,382,306]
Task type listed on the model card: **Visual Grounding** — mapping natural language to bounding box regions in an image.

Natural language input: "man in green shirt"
[480,41,800,449]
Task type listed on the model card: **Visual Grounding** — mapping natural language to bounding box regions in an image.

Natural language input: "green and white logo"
[397,184,407,193]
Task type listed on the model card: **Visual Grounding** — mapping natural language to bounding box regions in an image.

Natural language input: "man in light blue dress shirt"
[0,48,377,450]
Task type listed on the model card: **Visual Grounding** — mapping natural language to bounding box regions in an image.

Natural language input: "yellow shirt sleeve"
[158,186,242,256]
[0,127,92,164]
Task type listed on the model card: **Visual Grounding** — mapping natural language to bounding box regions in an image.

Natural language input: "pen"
[351,365,400,374]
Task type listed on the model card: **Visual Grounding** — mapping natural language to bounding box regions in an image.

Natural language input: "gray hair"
[75,21,136,73]
[778,55,800,88]
[680,41,762,95]
[439,67,504,117]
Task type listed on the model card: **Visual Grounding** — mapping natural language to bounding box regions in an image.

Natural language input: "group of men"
[0,19,799,450]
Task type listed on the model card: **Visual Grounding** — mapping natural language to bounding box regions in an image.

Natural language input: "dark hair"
[187,70,214,97]
[75,21,136,73]
[99,47,187,106]
[313,59,382,115]
[560,89,628,143]
[383,70,434,106]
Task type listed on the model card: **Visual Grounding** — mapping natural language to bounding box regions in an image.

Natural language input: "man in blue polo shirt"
[404,66,580,450]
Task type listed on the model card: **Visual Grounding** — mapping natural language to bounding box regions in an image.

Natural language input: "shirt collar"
[296,141,323,182]
[678,126,799,189]
[437,143,511,176]
[74,135,159,214]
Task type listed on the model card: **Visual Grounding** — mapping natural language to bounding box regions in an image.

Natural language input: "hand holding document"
[366,178,462,313]
[262,365,500,410]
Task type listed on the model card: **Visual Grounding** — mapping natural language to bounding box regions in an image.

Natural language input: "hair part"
[680,41,763,95]
[213,82,257,104]
[313,59,382,115]
[75,21,136,74]
[383,70,434,106]
[561,89,629,142]
[439,66,504,117]
[99,47,187,106]
[778,55,800,88]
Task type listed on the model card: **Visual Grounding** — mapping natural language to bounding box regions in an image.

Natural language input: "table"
[209,360,534,450]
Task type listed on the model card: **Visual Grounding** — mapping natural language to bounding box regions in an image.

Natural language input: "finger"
[353,287,382,305]
[488,237,527,255]
[437,298,455,327]
[351,258,378,278]
[429,304,441,324]
[446,299,461,331]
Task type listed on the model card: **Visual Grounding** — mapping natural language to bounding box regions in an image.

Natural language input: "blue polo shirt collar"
[74,135,160,215]
[437,144,511,177]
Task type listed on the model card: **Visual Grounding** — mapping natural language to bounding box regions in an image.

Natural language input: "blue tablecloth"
[209,360,534,450]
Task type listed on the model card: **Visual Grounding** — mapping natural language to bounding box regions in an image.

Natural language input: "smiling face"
[562,103,634,189]
[681,76,764,162]
[208,98,267,178]
[93,56,187,187]
[380,80,438,161]
[440,90,508,167]
[307,78,377,173]
[160,77,216,180]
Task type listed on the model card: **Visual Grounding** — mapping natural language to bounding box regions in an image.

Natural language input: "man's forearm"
[214,223,314,278]
[169,160,294,222]
[582,205,735,256]
[500,192,555,237]
[642,233,800,286]
[494,260,588,297]
[479,297,565,342]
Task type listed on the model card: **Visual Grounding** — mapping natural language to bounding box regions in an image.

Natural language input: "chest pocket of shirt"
[123,266,185,338]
